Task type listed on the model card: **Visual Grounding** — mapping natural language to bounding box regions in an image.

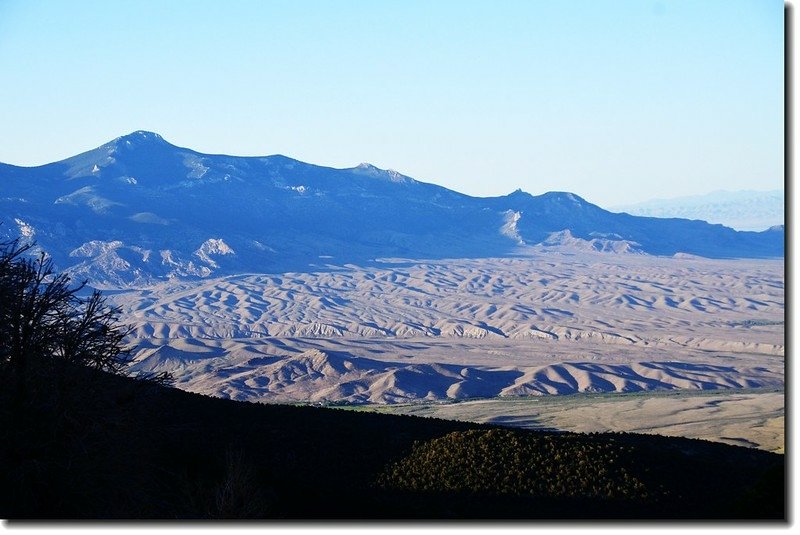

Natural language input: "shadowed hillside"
[0,356,784,520]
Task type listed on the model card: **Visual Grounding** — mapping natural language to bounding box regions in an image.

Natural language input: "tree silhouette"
[0,238,133,389]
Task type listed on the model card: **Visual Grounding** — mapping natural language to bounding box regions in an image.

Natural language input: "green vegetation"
[376,428,784,519]
[378,429,656,501]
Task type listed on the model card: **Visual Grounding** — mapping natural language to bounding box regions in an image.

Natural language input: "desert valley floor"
[108,250,784,452]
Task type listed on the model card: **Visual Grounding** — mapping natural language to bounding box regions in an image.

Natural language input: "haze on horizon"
[0,0,783,207]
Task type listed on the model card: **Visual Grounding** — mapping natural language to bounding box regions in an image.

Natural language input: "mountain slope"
[0,131,783,287]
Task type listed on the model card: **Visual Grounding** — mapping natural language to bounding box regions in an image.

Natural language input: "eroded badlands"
[111,252,784,407]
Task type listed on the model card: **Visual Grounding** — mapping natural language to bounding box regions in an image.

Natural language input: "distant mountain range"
[611,190,784,232]
[0,131,784,287]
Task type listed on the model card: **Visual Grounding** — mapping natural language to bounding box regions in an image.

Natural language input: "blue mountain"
[0,131,783,286]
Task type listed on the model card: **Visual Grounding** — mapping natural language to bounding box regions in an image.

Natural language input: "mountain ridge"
[0,131,784,288]
[611,189,784,232]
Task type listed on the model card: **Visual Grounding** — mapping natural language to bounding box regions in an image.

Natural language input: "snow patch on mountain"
[54,186,122,214]
[112,130,166,148]
[500,210,525,245]
[129,212,170,225]
[184,155,210,179]
[352,163,413,184]
[14,218,35,240]
[250,240,277,253]
[64,155,116,180]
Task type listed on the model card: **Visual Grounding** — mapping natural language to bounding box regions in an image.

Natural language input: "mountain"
[611,190,785,232]
[0,131,784,287]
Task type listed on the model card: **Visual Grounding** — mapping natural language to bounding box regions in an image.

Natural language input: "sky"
[0,0,784,207]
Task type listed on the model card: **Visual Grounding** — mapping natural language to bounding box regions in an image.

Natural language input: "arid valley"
[109,251,784,452]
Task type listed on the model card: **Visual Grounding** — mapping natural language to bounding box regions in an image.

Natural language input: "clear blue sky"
[0,0,784,206]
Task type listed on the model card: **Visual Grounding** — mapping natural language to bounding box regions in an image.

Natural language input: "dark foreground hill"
[0,357,784,520]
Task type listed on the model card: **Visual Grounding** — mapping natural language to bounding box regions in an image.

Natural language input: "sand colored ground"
[107,252,784,448]
[348,389,784,453]
[114,253,784,355]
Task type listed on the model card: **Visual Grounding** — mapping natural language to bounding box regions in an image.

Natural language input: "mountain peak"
[110,131,171,150]
[351,162,412,183]
[507,188,532,198]
[118,130,164,140]
[538,191,588,204]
